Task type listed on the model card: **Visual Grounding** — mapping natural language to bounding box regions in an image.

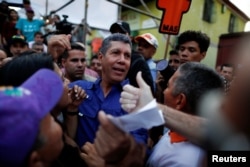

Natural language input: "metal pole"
[164,35,171,59]
[45,0,48,17]
[83,0,88,45]
[107,0,161,20]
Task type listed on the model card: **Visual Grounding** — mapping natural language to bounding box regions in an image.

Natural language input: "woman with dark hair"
[1,9,19,55]
[0,51,53,86]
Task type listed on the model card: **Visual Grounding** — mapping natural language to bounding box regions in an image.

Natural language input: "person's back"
[129,50,155,93]
[147,62,223,167]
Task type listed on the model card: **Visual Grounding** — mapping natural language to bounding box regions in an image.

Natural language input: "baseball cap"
[26,7,34,13]
[109,21,131,35]
[135,33,159,49]
[9,35,27,46]
[0,69,63,167]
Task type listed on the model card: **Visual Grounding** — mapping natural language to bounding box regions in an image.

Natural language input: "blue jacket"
[70,78,148,147]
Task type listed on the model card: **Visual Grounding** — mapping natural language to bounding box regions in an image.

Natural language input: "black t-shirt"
[127,50,155,94]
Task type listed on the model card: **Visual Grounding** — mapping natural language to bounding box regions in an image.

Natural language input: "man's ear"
[28,151,43,167]
[175,93,187,111]
[98,52,103,61]
[61,58,66,68]
[200,51,206,60]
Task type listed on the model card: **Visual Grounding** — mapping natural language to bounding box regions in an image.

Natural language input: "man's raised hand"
[120,71,154,112]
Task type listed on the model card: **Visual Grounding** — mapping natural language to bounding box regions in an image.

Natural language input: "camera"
[56,15,73,34]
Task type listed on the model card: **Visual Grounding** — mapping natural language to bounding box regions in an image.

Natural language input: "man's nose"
[180,50,188,57]
[77,60,83,66]
[118,54,126,63]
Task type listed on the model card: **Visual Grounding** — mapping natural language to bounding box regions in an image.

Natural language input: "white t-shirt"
[147,131,205,167]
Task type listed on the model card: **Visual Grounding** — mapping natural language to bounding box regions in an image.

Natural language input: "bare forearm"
[64,113,78,139]
[158,103,208,146]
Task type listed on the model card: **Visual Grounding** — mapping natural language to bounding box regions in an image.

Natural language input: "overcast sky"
[4,0,119,30]
[230,0,250,31]
[230,0,250,17]
[3,0,250,30]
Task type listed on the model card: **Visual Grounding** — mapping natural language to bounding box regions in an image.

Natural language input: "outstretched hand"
[47,34,71,60]
[94,111,132,163]
[120,71,154,112]
[94,111,146,167]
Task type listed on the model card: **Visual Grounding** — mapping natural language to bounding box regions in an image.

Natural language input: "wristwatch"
[64,110,79,116]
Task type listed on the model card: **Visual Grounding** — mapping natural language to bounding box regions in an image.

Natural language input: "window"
[202,0,216,23]
[221,4,226,14]
[228,14,237,33]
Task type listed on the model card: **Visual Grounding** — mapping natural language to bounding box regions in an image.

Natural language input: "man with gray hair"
[65,34,148,166]
[147,62,223,166]
[109,21,155,94]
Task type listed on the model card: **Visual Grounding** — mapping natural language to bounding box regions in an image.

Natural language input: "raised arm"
[94,111,146,167]
[158,103,207,145]
[47,34,71,62]
[64,85,87,139]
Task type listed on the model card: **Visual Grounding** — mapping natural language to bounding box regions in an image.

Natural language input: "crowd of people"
[0,0,249,167]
